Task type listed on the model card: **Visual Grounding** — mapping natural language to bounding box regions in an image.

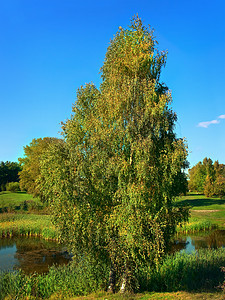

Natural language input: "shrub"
[0,184,6,192]
[6,182,20,192]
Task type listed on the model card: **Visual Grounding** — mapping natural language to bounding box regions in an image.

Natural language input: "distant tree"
[6,182,20,192]
[39,16,189,292]
[203,157,216,182]
[188,162,207,193]
[189,158,225,198]
[19,137,61,199]
[0,161,21,191]
[204,175,215,197]
[214,160,225,178]
[214,175,225,199]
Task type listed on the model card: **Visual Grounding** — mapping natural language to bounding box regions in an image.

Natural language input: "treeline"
[188,157,225,198]
[0,161,21,191]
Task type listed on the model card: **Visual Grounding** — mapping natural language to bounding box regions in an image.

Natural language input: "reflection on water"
[171,230,225,253]
[0,236,71,274]
[1,230,225,274]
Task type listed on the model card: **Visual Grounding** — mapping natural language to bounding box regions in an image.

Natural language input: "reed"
[1,248,225,299]
[138,247,225,292]
[176,220,218,234]
[0,213,58,240]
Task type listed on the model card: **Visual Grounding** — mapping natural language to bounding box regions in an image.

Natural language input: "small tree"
[19,137,62,199]
[204,175,215,197]
[214,176,225,199]
[6,182,20,192]
[40,16,189,292]
[188,162,207,193]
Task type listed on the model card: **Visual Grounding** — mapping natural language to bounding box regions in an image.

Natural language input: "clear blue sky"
[1,0,225,168]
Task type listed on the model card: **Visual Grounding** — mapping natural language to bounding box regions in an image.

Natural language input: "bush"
[6,182,20,192]
[0,184,6,192]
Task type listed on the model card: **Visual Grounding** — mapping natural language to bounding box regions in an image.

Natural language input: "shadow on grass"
[178,198,225,208]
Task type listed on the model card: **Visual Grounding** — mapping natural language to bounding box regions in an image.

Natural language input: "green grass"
[0,192,56,239]
[1,248,225,299]
[1,192,225,299]
[0,213,58,240]
[0,191,41,206]
[176,193,225,233]
[0,191,43,213]
[68,291,225,300]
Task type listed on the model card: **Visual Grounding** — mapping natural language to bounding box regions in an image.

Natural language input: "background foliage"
[188,158,225,198]
[0,161,21,191]
[18,137,62,200]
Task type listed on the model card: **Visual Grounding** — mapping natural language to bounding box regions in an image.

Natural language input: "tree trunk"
[107,265,116,293]
[120,275,127,293]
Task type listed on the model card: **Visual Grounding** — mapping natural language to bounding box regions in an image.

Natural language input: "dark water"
[170,229,225,253]
[0,236,71,274]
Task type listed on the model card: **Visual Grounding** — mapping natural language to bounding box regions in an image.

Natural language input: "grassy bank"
[1,192,224,238]
[1,248,225,299]
[0,213,58,240]
[69,291,225,300]
[176,193,225,233]
[0,191,58,240]
[1,192,225,299]
[3,292,225,300]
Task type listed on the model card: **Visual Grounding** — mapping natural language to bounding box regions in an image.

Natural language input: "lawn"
[0,192,57,239]
[0,191,43,212]
[177,193,225,233]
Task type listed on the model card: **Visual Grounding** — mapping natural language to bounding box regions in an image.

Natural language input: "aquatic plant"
[138,247,225,292]
[1,248,225,299]
[176,220,218,234]
[0,214,58,240]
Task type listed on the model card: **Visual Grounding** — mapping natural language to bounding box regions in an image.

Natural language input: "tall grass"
[0,213,58,240]
[138,248,225,293]
[176,220,218,234]
[0,257,109,300]
[1,248,225,299]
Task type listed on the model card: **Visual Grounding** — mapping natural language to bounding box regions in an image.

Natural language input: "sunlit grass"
[177,193,225,233]
[0,191,41,206]
[0,191,44,213]
[0,213,58,240]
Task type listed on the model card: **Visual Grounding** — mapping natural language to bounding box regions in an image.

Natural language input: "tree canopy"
[39,16,189,292]
[18,137,61,199]
[188,158,225,198]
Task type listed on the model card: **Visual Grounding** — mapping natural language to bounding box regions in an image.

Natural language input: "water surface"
[0,236,71,274]
[1,230,225,274]
[171,229,225,253]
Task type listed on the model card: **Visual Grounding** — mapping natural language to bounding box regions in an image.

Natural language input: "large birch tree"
[39,16,189,292]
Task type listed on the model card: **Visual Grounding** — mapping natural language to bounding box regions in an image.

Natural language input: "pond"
[0,236,71,274]
[1,230,225,274]
[171,229,225,253]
